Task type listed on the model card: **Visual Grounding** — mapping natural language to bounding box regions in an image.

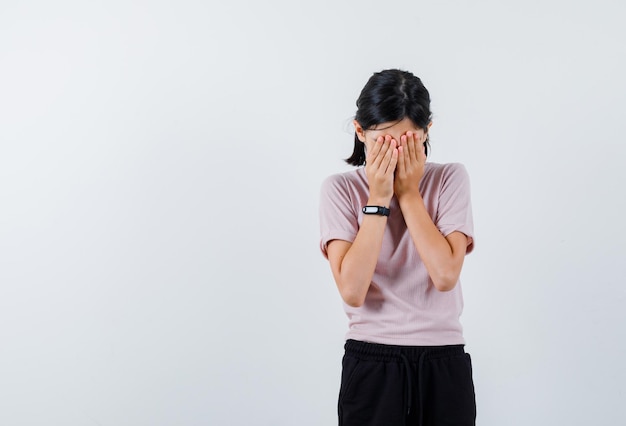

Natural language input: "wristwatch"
[362,206,390,217]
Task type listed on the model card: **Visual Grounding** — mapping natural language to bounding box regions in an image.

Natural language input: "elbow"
[344,297,365,308]
[341,290,366,308]
[337,281,367,307]
[432,274,459,292]
[333,266,370,307]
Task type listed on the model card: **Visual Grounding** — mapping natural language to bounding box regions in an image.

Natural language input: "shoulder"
[321,168,365,194]
[425,162,469,177]
[319,169,365,222]
[420,163,471,200]
[424,162,470,185]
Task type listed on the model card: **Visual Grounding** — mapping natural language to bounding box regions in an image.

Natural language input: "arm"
[327,136,398,307]
[326,214,387,307]
[397,197,468,291]
[394,132,468,291]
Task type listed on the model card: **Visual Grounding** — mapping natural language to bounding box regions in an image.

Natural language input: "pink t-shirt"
[319,162,474,346]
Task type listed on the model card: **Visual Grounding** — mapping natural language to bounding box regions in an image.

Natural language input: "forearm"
[329,136,398,307]
[334,199,388,307]
[399,195,464,291]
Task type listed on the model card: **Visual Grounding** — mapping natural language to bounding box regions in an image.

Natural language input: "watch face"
[362,206,389,216]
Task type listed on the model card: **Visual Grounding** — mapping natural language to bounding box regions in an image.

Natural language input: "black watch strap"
[362,205,390,217]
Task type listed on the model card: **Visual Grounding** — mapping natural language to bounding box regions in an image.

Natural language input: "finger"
[366,136,384,164]
[382,139,397,173]
[419,134,427,161]
[407,131,419,164]
[404,131,412,155]
[376,136,393,166]
[400,134,410,162]
[397,144,405,175]
[370,136,391,169]
[388,145,398,174]
[398,135,407,159]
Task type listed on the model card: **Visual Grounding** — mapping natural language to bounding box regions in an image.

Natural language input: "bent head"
[346,69,433,166]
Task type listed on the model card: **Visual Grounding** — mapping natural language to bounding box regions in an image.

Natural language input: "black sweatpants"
[338,339,476,426]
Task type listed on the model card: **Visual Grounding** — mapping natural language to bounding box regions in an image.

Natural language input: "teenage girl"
[319,69,477,426]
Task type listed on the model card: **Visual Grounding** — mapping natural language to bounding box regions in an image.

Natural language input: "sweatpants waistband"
[345,339,465,362]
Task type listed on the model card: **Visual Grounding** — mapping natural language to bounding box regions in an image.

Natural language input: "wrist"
[397,191,423,205]
[367,196,391,207]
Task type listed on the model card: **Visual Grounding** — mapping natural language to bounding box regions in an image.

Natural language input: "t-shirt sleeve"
[436,163,475,254]
[319,174,359,259]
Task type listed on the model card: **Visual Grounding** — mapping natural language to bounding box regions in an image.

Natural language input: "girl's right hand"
[364,135,398,204]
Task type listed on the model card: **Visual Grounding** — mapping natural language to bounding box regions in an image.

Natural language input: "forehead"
[368,117,420,135]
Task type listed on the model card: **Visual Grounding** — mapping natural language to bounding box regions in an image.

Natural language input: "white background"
[1,0,625,425]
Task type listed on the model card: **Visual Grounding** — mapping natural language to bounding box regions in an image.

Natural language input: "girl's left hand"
[394,131,427,200]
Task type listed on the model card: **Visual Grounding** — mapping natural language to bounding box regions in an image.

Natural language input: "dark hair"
[345,69,432,166]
